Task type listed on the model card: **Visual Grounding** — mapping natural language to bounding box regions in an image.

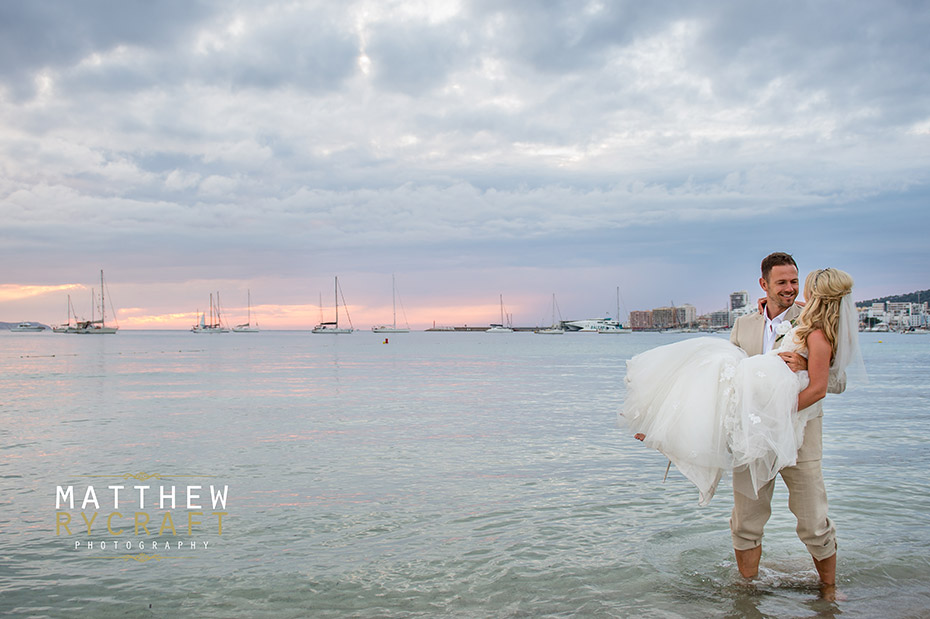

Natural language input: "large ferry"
[562,318,627,333]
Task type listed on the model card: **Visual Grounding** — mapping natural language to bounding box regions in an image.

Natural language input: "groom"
[729,252,838,589]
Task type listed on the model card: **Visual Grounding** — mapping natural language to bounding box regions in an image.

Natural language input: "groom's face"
[760,264,799,317]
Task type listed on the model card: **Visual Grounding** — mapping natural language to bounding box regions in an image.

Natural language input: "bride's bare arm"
[797,329,830,411]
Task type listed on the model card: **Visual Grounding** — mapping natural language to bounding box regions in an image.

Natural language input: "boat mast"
[335,277,339,327]
[392,274,397,329]
[100,270,106,327]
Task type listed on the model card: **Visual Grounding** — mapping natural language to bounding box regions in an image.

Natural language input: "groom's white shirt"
[762,306,791,354]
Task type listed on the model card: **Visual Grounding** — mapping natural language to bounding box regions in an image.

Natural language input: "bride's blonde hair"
[793,268,854,361]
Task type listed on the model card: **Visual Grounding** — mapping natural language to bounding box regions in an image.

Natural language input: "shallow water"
[1,330,928,617]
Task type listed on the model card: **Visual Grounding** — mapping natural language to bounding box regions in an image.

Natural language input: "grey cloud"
[0,0,213,98]
[1,0,929,303]
[466,0,682,74]
[366,22,470,95]
[691,1,930,128]
[194,17,360,93]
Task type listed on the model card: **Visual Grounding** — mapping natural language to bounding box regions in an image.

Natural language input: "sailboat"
[312,277,354,333]
[191,293,229,333]
[72,270,119,334]
[536,293,564,334]
[487,294,513,333]
[597,286,630,334]
[232,290,260,332]
[372,275,410,333]
[52,295,79,333]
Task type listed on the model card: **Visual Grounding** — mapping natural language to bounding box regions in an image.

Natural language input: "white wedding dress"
[621,327,818,505]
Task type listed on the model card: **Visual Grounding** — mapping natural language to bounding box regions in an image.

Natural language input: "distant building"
[629,310,653,331]
[651,307,674,329]
[730,290,749,311]
[730,305,756,326]
[652,304,696,329]
[860,300,930,330]
[678,304,697,326]
[708,310,731,328]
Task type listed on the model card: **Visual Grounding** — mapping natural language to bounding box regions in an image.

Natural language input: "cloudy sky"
[1,0,928,329]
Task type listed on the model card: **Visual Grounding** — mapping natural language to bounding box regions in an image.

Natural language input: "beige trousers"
[730,417,837,561]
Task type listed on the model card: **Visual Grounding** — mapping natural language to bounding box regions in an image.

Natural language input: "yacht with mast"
[72,270,119,334]
[52,294,79,333]
[372,275,410,333]
[536,293,564,334]
[191,293,229,333]
[597,287,630,333]
[232,290,260,332]
[313,277,354,333]
[487,294,513,333]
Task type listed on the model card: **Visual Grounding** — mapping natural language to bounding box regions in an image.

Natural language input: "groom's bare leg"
[814,553,837,601]
[735,545,762,579]
[813,552,836,585]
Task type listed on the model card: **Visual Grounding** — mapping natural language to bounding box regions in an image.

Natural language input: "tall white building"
[730,290,749,311]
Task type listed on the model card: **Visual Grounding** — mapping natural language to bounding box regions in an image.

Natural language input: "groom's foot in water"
[819,583,839,602]
[735,546,762,579]
[813,553,842,601]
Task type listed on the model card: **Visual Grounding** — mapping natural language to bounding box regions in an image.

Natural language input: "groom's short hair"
[761,252,798,280]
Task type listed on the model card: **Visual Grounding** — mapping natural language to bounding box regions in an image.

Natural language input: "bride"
[621,268,863,505]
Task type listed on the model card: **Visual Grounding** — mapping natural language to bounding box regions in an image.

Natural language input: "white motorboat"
[11,321,45,332]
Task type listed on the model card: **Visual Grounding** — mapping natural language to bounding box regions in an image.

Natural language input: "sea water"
[0,330,928,617]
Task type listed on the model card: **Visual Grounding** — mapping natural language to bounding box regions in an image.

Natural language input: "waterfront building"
[729,304,756,327]
[629,310,653,331]
[708,309,731,328]
[730,291,749,311]
[651,304,696,329]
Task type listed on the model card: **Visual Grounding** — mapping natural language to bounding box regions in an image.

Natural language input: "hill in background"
[857,289,930,308]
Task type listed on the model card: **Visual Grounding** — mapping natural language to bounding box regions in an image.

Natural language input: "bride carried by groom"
[621,252,865,591]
